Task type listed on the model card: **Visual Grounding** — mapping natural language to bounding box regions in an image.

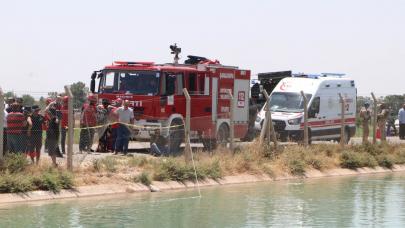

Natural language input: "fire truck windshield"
[269,92,312,112]
[100,71,160,95]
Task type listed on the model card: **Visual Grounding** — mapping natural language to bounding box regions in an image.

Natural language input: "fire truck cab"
[90,55,251,151]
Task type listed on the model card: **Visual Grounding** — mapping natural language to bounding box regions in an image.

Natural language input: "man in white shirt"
[114,100,134,154]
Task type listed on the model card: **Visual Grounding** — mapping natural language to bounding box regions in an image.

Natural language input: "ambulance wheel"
[216,123,230,147]
[168,119,184,155]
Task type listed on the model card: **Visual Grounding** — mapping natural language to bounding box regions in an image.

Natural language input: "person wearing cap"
[114,100,134,155]
[28,105,44,164]
[60,96,69,154]
[398,103,405,140]
[359,102,372,143]
[377,103,390,141]
[6,103,27,153]
[79,95,97,153]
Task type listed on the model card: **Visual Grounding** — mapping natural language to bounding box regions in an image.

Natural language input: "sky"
[0,0,404,97]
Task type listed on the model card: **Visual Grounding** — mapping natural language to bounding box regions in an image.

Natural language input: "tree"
[4,91,16,99]
[21,94,36,107]
[70,81,89,109]
[37,96,47,110]
[383,94,405,116]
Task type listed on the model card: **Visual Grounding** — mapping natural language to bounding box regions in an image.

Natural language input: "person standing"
[6,103,27,153]
[60,96,69,154]
[79,95,97,153]
[109,98,122,153]
[377,103,390,142]
[359,102,372,143]
[47,107,60,167]
[3,108,8,154]
[398,104,405,140]
[114,100,134,155]
[28,105,44,164]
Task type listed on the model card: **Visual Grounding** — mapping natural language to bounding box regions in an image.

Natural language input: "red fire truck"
[89,47,251,151]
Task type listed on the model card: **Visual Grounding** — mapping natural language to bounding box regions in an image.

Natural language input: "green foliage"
[70,81,89,109]
[376,154,396,169]
[92,157,118,173]
[341,150,378,169]
[0,173,34,193]
[21,94,36,107]
[288,159,306,176]
[133,172,152,186]
[153,158,222,182]
[1,154,29,173]
[0,169,74,194]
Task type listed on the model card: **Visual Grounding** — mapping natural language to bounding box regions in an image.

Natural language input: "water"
[1,173,405,227]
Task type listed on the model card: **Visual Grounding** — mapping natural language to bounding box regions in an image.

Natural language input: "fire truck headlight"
[288,117,302,125]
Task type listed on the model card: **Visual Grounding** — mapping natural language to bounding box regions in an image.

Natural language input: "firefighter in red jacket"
[79,95,97,153]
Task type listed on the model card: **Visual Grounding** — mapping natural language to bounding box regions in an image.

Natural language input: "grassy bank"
[74,142,405,187]
[0,154,75,193]
[1,142,405,194]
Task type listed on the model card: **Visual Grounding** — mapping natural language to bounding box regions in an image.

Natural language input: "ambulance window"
[309,97,320,118]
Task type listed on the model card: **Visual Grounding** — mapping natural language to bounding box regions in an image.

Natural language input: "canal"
[1,173,405,227]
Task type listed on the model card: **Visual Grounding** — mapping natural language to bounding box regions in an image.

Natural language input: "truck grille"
[272,120,286,131]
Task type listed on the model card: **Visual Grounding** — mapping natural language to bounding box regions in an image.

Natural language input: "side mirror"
[90,72,97,93]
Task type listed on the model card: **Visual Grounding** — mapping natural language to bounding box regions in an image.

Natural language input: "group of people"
[79,97,135,155]
[359,102,405,143]
[3,96,68,166]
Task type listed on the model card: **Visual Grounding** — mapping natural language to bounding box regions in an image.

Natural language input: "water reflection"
[0,173,404,227]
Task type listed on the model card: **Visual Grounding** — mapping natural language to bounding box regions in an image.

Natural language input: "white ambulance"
[254,74,357,143]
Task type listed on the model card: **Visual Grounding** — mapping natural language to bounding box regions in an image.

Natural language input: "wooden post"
[262,90,278,149]
[0,87,4,160]
[227,90,235,152]
[338,93,346,147]
[301,91,309,146]
[259,109,268,145]
[64,85,74,171]
[183,88,192,163]
[371,93,378,144]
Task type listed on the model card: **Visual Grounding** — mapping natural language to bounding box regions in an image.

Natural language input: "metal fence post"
[371,93,378,144]
[0,87,4,160]
[339,93,346,147]
[227,90,235,152]
[64,85,74,171]
[183,88,192,163]
[301,91,309,146]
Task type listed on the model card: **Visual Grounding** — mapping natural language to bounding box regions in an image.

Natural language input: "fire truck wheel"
[216,123,230,147]
[168,119,184,155]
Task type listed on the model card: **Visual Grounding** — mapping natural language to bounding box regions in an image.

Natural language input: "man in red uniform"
[6,103,27,153]
[79,95,97,153]
[60,96,69,154]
